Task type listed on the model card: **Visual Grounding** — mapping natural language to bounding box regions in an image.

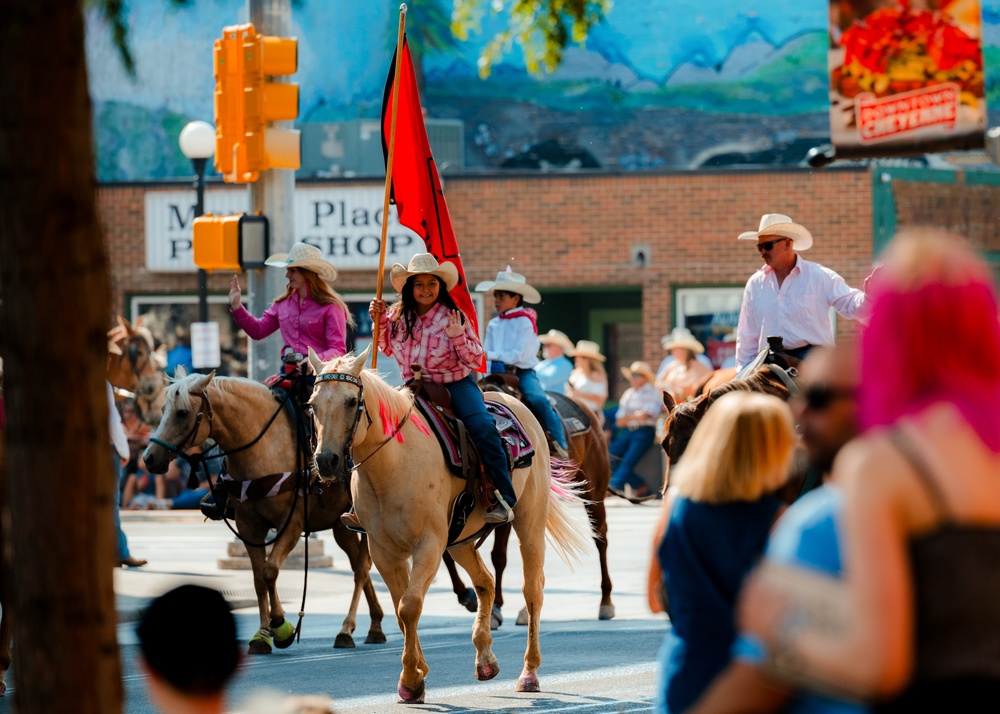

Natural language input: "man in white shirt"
[735,214,877,371]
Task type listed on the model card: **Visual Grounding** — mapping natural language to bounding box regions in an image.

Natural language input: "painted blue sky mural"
[85,0,1000,181]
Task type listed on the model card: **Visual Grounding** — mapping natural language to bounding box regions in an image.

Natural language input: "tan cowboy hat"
[660,327,705,354]
[573,340,606,362]
[389,253,459,292]
[538,329,575,354]
[620,360,655,381]
[475,267,542,304]
[264,242,338,281]
[737,213,813,251]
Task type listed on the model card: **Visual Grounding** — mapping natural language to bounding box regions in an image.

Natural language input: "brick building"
[100,167,877,395]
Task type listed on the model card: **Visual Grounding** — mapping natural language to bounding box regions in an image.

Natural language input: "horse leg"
[441,550,477,613]
[330,522,386,647]
[369,541,433,703]
[587,498,615,620]
[512,509,547,693]
[260,521,303,651]
[449,542,500,682]
[490,523,512,629]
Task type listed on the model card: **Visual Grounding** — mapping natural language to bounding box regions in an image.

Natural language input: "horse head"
[107,315,168,425]
[309,346,371,484]
[142,371,216,474]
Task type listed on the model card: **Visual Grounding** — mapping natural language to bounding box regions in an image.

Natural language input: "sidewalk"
[115,498,665,629]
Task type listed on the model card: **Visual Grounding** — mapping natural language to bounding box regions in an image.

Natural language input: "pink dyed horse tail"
[543,461,594,567]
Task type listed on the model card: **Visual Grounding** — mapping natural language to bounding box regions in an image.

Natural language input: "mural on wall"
[85,0,1000,182]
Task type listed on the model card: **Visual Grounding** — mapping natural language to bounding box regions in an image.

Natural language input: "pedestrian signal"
[193,213,271,271]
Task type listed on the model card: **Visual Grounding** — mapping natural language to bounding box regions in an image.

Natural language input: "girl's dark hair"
[396,274,463,342]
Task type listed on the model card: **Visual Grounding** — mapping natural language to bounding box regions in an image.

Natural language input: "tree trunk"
[0,1,122,711]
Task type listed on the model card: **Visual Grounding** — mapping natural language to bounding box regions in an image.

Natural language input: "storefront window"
[673,287,744,369]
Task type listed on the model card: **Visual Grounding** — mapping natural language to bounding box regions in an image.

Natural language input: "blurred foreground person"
[739,229,1000,711]
[137,585,240,714]
[688,343,865,714]
[648,392,795,713]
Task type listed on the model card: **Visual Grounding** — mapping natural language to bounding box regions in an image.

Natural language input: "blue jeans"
[170,487,210,509]
[517,369,568,450]
[112,450,131,560]
[445,375,516,507]
[609,426,656,490]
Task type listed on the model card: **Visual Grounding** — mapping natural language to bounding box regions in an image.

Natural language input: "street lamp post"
[179,120,216,323]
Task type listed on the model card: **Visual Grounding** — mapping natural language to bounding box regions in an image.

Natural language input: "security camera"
[805,144,837,168]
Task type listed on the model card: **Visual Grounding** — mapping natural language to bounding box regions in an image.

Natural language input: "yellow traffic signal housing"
[193,213,271,271]
[193,214,241,272]
[212,23,300,183]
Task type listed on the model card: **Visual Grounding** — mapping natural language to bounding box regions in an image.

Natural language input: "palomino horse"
[142,372,386,654]
[442,386,615,626]
[309,349,593,703]
[107,315,167,425]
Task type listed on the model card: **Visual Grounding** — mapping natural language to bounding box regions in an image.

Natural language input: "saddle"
[408,366,534,545]
[481,372,591,440]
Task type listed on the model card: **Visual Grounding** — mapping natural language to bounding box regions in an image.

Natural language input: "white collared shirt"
[736,255,868,370]
[483,312,540,369]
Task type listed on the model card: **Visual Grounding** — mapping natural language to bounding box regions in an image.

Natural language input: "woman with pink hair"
[738,229,1000,711]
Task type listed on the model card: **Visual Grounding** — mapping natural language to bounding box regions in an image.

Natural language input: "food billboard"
[829,0,986,156]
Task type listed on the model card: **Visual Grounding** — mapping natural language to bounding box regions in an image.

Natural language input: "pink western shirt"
[736,254,868,370]
[231,292,348,362]
[376,302,484,383]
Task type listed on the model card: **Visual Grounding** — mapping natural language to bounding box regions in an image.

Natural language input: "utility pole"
[247,0,295,380]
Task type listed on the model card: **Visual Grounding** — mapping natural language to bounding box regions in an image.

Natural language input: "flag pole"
[371,4,407,370]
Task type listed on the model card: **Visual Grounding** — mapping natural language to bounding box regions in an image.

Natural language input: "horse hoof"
[365,630,387,645]
[516,607,529,626]
[476,662,500,681]
[516,672,540,692]
[271,618,296,649]
[598,604,616,621]
[397,680,425,704]
[334,633,356,649]
[490,604,503,631]
[460,587,478,613]
[248,628,273,655]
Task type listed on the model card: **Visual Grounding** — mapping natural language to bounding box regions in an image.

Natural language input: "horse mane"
[661,366,793,466]
[319,354,414,428]
[164,373,270,412]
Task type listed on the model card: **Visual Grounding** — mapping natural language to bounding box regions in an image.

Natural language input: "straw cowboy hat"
[660,327,705,354]
[264,242,338,281]
[620,360,656,382]
[389,253,459,293]
[737,213,813,251]
[573,340,606,362]
[538,329,575,354]
[474,267,542,304]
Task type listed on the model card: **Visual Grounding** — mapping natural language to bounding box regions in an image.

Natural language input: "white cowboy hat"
[573,340,606,362]
[737,214,813,251]
[538,329,575,354]
[264,242,338,281]
[475,267,542,304]
[389,253,459,293]
[620,360,655,382]
[660,327,705,354]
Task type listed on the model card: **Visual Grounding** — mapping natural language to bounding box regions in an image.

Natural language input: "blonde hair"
[670,392,794,503]
[274,268,356,329]
[575,355,607,381]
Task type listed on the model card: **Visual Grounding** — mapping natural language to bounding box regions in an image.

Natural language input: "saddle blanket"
[415,396,535,476]
[547,391,592,437]
[218,470,308,503]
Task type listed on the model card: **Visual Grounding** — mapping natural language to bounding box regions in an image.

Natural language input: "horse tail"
[543,460,595,567]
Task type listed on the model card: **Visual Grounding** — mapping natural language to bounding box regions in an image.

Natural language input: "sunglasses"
[757,238,789,253]
[797,384,855,410]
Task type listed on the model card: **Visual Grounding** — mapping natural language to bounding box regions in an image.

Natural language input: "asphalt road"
[1,497,669,712]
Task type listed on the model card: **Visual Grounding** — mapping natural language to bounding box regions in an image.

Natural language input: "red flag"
[381,35,483,368]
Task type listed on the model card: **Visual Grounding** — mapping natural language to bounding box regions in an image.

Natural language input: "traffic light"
[213,23,300,183]
[193,213,270,271]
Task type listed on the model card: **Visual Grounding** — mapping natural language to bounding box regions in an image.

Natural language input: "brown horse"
[661,363,799,482]
[142,372,386,654]
[107,315,167,425]
[442,383,615,626]
[309,349,593,703]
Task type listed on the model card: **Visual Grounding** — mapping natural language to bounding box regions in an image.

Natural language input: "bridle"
[314,371,413,474]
